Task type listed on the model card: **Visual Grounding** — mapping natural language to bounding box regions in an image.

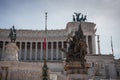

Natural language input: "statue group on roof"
[73,12,87,22]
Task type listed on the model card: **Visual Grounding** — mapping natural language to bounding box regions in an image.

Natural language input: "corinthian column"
[86,35,89,54]
[41,42,43,60]
[51,42,53,60]
[24,42,27,61]
[35,42,38,60]
[62,41,64,59]
[19,42,22,60]
[92,35,96,54]
[56,41,58,60]
[30,42,32,61]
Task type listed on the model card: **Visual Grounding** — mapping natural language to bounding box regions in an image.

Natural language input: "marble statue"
[8,26,16,43]
[61,23,87,68]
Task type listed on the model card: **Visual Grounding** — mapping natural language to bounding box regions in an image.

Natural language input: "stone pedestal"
[1,43,18,61]
[64,61,90,80]
[67,74,88,80]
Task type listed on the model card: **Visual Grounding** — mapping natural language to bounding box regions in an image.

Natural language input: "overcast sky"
[0,0,120,59]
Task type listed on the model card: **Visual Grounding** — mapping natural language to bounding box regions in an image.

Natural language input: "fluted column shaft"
[19,42,22,60]
[41,42,43,60]
[30,42,32,61]
[92,35,96,54]
[56,42,58,60]
[24,42,27,60]
[51,42,53,60]
[35,42,38,60]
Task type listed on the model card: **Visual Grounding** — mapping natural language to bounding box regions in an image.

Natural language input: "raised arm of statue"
[73,15,75,22]
[74,12,81,22]
[80,14,83,21]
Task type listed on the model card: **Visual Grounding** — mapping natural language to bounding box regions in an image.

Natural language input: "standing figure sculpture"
[8,26,16,43]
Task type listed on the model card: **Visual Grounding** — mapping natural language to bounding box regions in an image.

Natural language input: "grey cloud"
[0,0,120,58]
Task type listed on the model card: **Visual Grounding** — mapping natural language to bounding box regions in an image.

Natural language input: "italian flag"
[43,37,46,49]
[43,28,47,49]
[43,13,47,49]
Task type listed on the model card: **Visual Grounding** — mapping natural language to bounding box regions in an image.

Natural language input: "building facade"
[0,22,96,61]
[0,21,120,80]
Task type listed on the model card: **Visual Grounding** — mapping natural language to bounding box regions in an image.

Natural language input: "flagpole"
[45,12,47,34]
[44,12,47,63]
[111,36,114,55]
[97,35,101,55]
[42,12,49,80]
[44,12,47,62]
